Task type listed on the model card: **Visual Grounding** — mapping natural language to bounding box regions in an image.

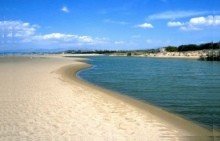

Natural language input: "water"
[78,56,220,130]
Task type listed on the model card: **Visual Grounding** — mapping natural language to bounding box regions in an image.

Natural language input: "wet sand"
[0,55,217,140]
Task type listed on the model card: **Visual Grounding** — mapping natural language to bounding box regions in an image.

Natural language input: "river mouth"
[78,56,220,131]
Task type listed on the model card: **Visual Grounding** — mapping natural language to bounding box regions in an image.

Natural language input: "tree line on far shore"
[165,42,220,52]
[64,41,220,55]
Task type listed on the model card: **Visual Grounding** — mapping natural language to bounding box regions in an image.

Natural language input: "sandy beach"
[0,55,216,141]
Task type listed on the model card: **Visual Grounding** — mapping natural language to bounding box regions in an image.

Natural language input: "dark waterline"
[78,56,220,130]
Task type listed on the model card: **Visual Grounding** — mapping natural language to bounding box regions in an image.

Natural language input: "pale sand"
[0,55,217,141]
[64,53,105,57]
[147,50,207,59]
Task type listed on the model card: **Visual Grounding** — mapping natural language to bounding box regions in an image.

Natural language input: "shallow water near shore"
[78,56,220,130]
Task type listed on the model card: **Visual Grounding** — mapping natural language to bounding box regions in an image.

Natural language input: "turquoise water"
[78,56,220,130]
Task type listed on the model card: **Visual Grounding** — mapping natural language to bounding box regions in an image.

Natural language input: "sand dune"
[0,55,214,140]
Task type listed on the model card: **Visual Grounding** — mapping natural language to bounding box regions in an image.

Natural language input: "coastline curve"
[56,59,219,139]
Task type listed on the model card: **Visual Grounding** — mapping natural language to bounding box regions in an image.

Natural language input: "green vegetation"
[64,41,220,61]
[165,46,178,52]
[164,42,220,52]
[65,50,117,54]
[64,49,159,55]
[127,52,132,56]
[64,42,220,55]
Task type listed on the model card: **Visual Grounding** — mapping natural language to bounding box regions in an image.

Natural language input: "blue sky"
[0,0,220,51]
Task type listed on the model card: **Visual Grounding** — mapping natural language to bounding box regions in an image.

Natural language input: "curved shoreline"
[1,55,219,140]
[57,59,217,138]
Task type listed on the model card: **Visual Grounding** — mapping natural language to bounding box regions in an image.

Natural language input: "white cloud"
[114,41,125,45]
[61,6,69,13]
[167,21,184,27]
[33,33,108,46]
[34,33,77,41]
[181,15,220,31]
[179,25,202,31]
[189,15,220,26]
[167,15,220,31]
[148,11,209,20]
[136,23,153,29]
[189,17,206,25]
[78,36,94,43]
[0,20,109,48]
[43,33,71,39]
[0,21,38,38]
